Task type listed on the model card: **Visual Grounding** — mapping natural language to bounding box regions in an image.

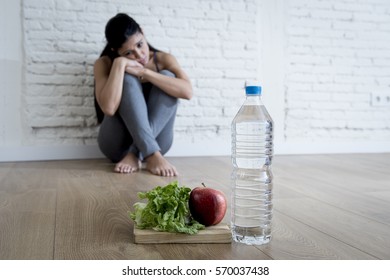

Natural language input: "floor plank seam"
[52,186,58,260]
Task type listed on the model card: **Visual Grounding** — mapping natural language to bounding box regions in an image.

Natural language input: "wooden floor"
[0,153,390,260]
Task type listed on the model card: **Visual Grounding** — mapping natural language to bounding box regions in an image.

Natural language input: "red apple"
[189,183,227,226]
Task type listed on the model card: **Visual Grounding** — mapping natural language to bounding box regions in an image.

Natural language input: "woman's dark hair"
[100,13,158,59]
[95,13,158,123]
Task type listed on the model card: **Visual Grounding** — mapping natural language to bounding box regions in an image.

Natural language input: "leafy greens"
[129,181,205,234]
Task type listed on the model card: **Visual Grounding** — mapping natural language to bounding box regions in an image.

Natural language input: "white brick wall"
[2,0,390,161]
[285,0,390,142]
[22,0,259,145]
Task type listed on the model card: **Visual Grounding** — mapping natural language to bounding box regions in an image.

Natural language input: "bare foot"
[114,153,141,174]
[145,152,178,177]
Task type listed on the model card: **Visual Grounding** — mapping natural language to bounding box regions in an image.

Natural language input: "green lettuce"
[129,181,205,234]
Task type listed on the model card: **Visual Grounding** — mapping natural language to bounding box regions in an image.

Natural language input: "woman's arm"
[94,52,192,117]
[135,53,193,100]
[94,56,143,116]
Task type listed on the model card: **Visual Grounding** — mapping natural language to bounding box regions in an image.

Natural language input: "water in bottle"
[231,81,273,245]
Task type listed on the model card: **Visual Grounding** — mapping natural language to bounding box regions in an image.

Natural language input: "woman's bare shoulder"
[157,51,180,69]
[94,56,113,78]
[157,51,175,61]
[94,56,112,69]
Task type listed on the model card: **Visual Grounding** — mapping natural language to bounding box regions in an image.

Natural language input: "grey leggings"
[98,70,178,162]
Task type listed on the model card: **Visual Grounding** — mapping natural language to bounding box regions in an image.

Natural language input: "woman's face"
[117,32,150,66]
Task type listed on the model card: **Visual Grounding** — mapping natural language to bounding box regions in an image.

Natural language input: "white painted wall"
[1,0,390,162]
[0,0,23,147]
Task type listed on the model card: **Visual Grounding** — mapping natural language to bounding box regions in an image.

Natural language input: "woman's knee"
[121,73,144,104]
[123,73,142,91]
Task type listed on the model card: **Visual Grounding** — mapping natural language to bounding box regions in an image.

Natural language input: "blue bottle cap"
[246,85,261,95]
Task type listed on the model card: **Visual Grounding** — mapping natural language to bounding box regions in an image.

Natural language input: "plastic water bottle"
[231,81,274,245]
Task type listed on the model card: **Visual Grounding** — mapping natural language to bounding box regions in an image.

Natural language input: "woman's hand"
[117,57,145,78]
[125,65,145,79]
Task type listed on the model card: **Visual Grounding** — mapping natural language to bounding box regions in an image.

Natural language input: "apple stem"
[201,183,207,188]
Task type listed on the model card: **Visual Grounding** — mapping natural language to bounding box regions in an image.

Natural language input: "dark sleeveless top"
[94,52,160,124]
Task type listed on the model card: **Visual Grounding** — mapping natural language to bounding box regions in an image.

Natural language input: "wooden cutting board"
[134,223,232,244]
